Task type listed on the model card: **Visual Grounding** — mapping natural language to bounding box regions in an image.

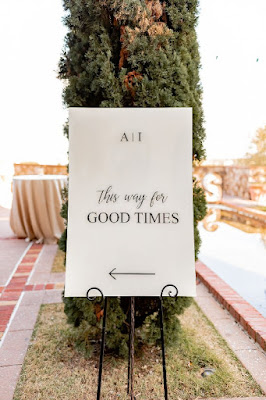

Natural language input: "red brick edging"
[196,261,266,351]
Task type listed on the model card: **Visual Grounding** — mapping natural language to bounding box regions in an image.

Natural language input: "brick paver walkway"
[0,243,64,340]
[0,207,65,342]
[0,208,64,399]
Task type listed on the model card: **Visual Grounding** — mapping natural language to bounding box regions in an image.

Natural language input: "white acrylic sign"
[65,108,195,297]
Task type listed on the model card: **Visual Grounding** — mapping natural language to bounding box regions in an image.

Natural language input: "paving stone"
[29,271,50,284]
[29,244,57,276]
[212,318,258,351]
[55,282,64,289]
[0,365,22,400]
[196,261,266,351]
[197,287,232,322]
[197,290,258,352]
[0,305,15,312]
[0,293,20,301]
[34,284,45,290]
[0,330,33,367]
[9,304,41,331]
[49,272,65,282]
[0,240,29,286]
[19,291,44,307]
[234,349,266,393]
[196,283,266,393]
[24,284,34,291]
[0,301,17,306]
[0,325,7,332]
[45,283,55,289]
[196,282,213,297]
[43,290,63,304]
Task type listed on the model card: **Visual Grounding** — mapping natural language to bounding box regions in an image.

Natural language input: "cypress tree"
[58,0,207,356]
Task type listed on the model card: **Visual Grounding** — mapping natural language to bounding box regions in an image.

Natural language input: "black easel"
[87,284,178,400]
[127,296,135,400]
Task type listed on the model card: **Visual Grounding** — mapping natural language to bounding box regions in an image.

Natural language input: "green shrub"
[58,0,207,356]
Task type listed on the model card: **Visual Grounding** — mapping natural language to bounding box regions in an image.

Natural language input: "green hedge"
[58,0,207,357]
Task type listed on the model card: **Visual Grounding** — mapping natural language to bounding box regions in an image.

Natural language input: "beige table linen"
[10,175,67,243]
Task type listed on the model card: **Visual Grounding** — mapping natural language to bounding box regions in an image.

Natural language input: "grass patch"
[14,303,263,400]
[51,249,65,273]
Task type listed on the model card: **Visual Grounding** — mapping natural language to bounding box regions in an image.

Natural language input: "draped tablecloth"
[10,175,67,243]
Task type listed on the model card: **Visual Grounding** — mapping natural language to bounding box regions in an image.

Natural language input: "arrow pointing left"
[109,268,155,280]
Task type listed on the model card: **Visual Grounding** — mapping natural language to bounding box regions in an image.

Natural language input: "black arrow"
[109,268,155,280]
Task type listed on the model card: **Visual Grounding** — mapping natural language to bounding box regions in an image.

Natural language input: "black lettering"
[121,132,128,142]
[172,213,179,224]
[162,213,170,223]
[149,213,161,223]
[109,212,119,223]
[98,212,108,223]
[134,212,143,223]
[87,212,97,223]
[121,212,130,223]
[97,190,105,204]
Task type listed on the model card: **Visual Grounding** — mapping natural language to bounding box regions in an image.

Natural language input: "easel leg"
[159,296,168,400]
[127,297,131,394]
[127,297,135,400]
[97,296,108,400]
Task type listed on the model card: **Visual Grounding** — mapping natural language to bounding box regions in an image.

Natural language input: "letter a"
[121,133,128,142]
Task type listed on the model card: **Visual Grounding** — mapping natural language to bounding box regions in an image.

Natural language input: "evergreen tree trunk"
[58,0,207,356]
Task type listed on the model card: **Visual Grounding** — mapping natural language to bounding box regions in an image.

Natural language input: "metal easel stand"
[87,284,178,400]
[159,284,179,400]
[127,296,136,400]
[87,288,107,400]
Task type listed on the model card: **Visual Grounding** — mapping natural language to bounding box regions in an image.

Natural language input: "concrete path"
[0,207,28,288]
[196,281,266,393]
[196,261,266,351]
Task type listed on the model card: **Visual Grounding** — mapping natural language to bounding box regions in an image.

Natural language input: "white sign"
[65,108,195,297]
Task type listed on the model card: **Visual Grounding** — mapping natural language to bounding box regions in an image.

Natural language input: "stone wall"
[4,164,266,206]
[193,165,266,204]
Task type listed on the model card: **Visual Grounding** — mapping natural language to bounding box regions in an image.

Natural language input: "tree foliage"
[58,0,207,356]
[239,126,266,166]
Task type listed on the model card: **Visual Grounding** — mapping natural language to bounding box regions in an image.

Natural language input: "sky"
[198,0,266,161]
[0,1,68,166]
[0,0,266,166]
